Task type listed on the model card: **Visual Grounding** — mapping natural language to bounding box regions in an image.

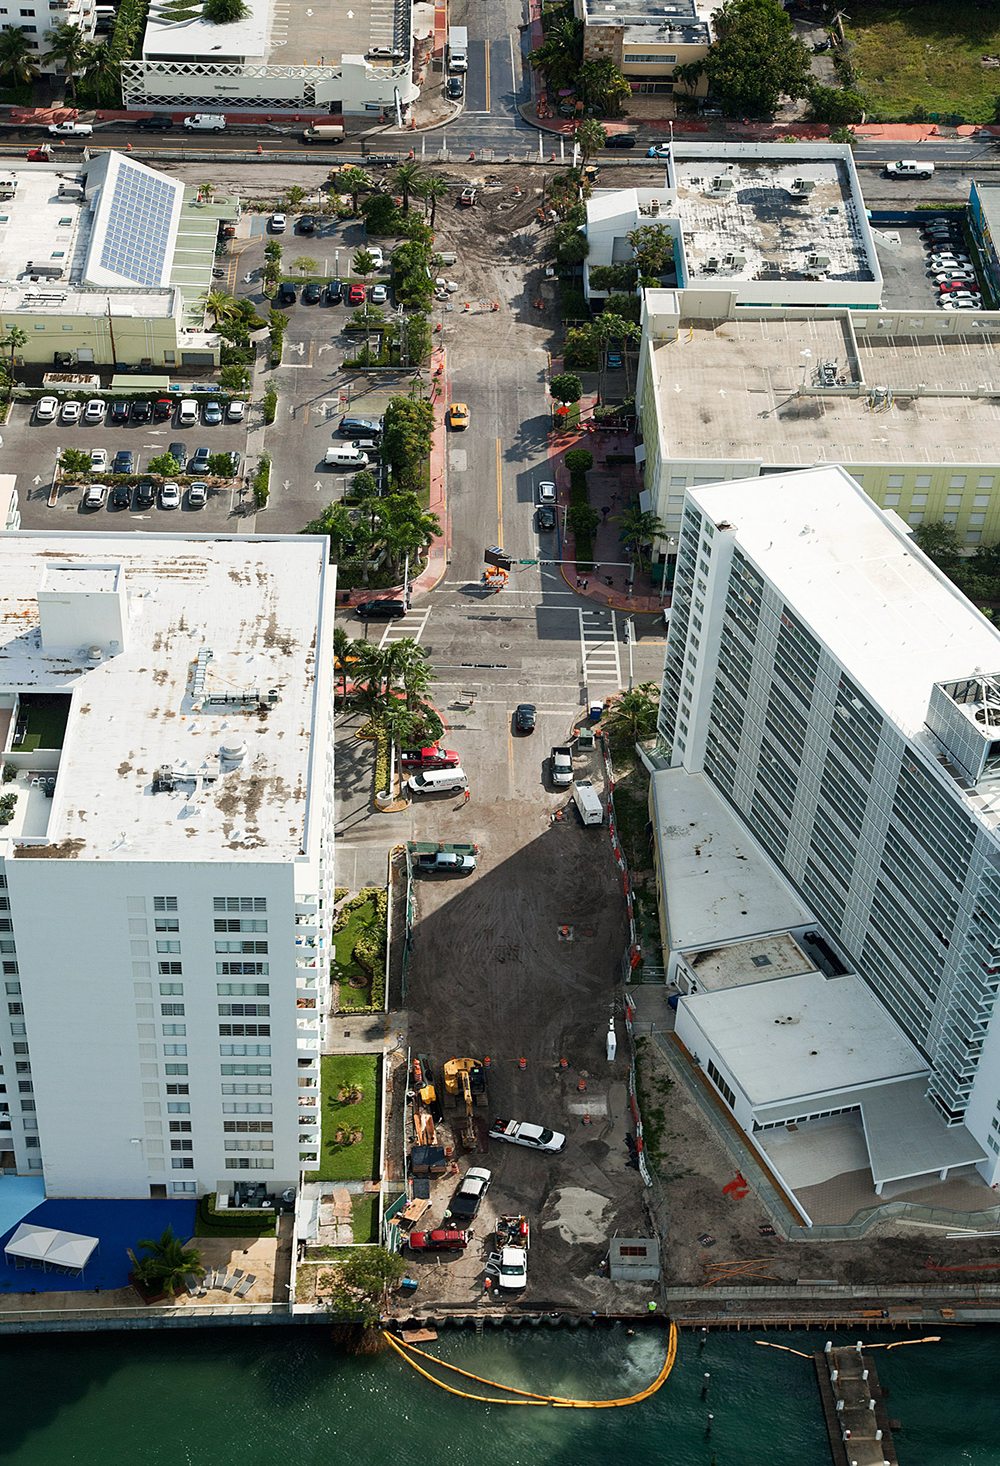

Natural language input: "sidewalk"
[411,343,449,594]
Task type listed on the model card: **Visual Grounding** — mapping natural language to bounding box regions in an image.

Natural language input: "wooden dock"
[814,1344,899,1466]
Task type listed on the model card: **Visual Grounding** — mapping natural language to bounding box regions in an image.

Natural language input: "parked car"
[225,400,246,422]
[447,1167,492,1220]
[297,215,317,234]
[370,282,388,304]
[446,75,464,99]
[537,481,556,505]
[110,481,132,510]
[270,212,287,232]
[130,400,152,424]
[414,850,477,874]
[406,1228,471,1251]
[48,120,93,137]
[365,246,384,269]
[941,299,981,310]
[933,272,977,286]
[224,450,241,476]
[188,481,209,509]
[202,399,224,425]
[60,400,82,424]
[35,395,58,423]
[177,398,199,427]
[153,398,173,421]
[514,703,537,734]
[110,399,131,425]
[136,114,174,131]
[356,599,405,619]
[347,283,366,305]
[938,279,977,293]
[940,292,982,306]
[112,449,134,474]
[400,746,461,769]
[159,481,181,509]
[133,478,155,508]
[90,448,108,472]
[81,482,106,511]
[447,401,470,430]
[303,280,322,304]
[647,142,672,158]
[324,278,343,304]
[929,254,971,268]
[604,132,637,149]
[338,415,381,439]
[83,397,106,424]
[537,505,556,532]
[884,159,934,178]
[168,441,186,465]
[190,446,211,474]
[489,1118,566,1153]
[277,282,297,306]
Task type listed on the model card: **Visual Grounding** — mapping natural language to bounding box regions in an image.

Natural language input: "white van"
[183,113,226,131]
[302,124,345,144]
[177,398,199,426]
[408,767,468,795]
[325,445,369,469]
[572,780,604,826]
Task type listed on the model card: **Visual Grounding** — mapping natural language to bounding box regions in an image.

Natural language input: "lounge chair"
[222,1273,237,1293]
[185,1274,200,1296]
[233,1274,256,1298]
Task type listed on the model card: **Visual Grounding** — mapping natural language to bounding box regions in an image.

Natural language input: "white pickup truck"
[490,1215,529,1292]
[550,746,573,786]
[489,1118,566,1153]
[48,120,93,136]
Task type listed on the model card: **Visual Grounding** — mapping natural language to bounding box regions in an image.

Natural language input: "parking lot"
[10,397,252,532]
[872,213,983,313]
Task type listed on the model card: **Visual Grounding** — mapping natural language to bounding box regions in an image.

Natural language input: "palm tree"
[602,684,659,748]
[392,161,423,215]
[380,699,419,747]
[382,638,431,708]
[528,16,582,90]
[0,325,27,399]
[203,289,240,327]
[283,183,307,210]
[79,38,119,102]
[575,117,606,164]
[418,176,448,228]
[616,505,668,567]
[336,166,371,213]
[0,26,38,87]
[43,21,89,100]
[352,641,391,699]
[130,1227,204,1298]
[333,625,356,699]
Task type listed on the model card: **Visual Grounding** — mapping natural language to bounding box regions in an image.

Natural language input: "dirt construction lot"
[397,811,655,1314]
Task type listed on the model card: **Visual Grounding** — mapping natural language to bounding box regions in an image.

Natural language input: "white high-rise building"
[659,466,1000,1186]
[0,532,335,1199]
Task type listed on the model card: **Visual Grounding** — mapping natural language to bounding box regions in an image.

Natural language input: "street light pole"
[403,552,411,609]
[626,617,635,691]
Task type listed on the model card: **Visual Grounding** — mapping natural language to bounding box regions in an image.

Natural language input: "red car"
[347,283,366,305]
[938,279,976,293]
[406,1228,471,1252]
[400,745,461,769]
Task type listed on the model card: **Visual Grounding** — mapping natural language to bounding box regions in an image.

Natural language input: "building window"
[153,897,178,912]
[706,1059,736,1109]
[217,983,270,997]
[164,1063,188,1075]
[637,80,674,93]
[976,477,994,490]
[216,962,268,976]
[907,513,924,526]
[159,982,183,995]
[883,494,900,507]
[214,918,268,933]
[914,474,932,489]
[162,1025,186,1037]
[974,495,991,508]
[970,513,986,526]
[886,474,904,488]
[167,1102,190,1114]
[154,917,179,932]
[220,1063,272,1076]
[160,1003,185,1017]
[218,1024,270,1038]
[213,897,267,912]
[166,1084,189,1095]
[163,1045,187,1056]
[156,941,181,954]
[169,1121,192,1133]
[911,494,928,507]
[171,1157,194,1169]
[945,495,963,508]
[170,1138,193,1151]
[218,1003,270,1017]
[626,51,677,62]
[949,476,967,489]
[172,1181,197,1193]
[967,531,982,544]
[158,962,183,976]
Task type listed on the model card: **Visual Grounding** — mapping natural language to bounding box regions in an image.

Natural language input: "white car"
[35,395,58,423]
[489,1118,566,1152]
[160,481,181,509]
[538,481,557,505]
[940,291,982,304]
[929,255,971,268]
[932,271,976,285]
[60,399,82,424]
[90,448,108,472]
[365,246,384,269]
[941,299,981,311]
[270,213,287,232]
[226,400,246,422]
[83,397,106,423]
[370,283,388,304]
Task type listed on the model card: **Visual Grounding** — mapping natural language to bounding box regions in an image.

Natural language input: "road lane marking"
[495,436,503,548]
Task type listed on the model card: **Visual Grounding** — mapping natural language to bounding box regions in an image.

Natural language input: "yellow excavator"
[443,1057,486,1150]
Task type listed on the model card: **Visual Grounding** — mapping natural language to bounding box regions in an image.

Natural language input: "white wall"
[674,997,755,1130]
[963,1012,1000,1187]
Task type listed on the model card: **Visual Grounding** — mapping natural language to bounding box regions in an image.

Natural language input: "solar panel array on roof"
[98,164,176,287]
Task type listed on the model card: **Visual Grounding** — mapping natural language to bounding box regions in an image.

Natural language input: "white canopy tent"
[4,1222,99,1275]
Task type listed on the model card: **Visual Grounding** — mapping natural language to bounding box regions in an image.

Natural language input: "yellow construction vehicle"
[443,1057,486,1150]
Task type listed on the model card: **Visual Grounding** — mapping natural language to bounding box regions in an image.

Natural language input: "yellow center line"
[495,436,503,548]
[484,39,491,112]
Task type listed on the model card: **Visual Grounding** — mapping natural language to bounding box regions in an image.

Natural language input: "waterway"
[1,1323,998,1465]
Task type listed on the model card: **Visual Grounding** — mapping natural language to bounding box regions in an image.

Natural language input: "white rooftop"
[680,970,927,1108]
[83,152,184,290]
[0,533,333,862]
[143,0,269,62]
[691,466,1000,743]
[650,766,812,951]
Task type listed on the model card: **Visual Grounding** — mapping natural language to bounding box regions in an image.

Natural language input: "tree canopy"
[686,0,812,118]
[319,1247,405,1325]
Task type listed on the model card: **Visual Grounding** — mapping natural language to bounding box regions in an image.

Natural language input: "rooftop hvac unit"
[705,175,734,197]
[722,251,746,271]
[704,255,721,273]
[806,252,831,271]
[788,177,815,198]
[153,764,176,793]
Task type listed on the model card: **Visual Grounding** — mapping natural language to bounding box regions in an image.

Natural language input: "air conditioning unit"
[704,256,721,273]
[806,252,831,271]
[789,177,815,198]
[722,251,746,271]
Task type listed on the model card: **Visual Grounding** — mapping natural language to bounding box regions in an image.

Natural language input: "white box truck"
[572,780,604,826]
[448,25,468,71]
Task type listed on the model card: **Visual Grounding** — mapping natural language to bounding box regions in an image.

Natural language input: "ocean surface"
[2,1322,998,1465]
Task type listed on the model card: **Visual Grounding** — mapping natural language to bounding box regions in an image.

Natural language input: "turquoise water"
[2,1324,998,1465]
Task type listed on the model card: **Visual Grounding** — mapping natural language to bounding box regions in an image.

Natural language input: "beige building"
[0,152,235,371]
[575,0,711,104]
[636,291,1000,582]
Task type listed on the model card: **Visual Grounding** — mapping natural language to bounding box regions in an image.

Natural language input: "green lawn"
[331,895,377,1011]
[846,3,1000,123]
[194,1194,277,1238]
[351,1192,379,1243]
[306,1053,381,1183]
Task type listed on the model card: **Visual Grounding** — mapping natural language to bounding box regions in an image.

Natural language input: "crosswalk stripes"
[379,605,431,649]
[579,607,622,705]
